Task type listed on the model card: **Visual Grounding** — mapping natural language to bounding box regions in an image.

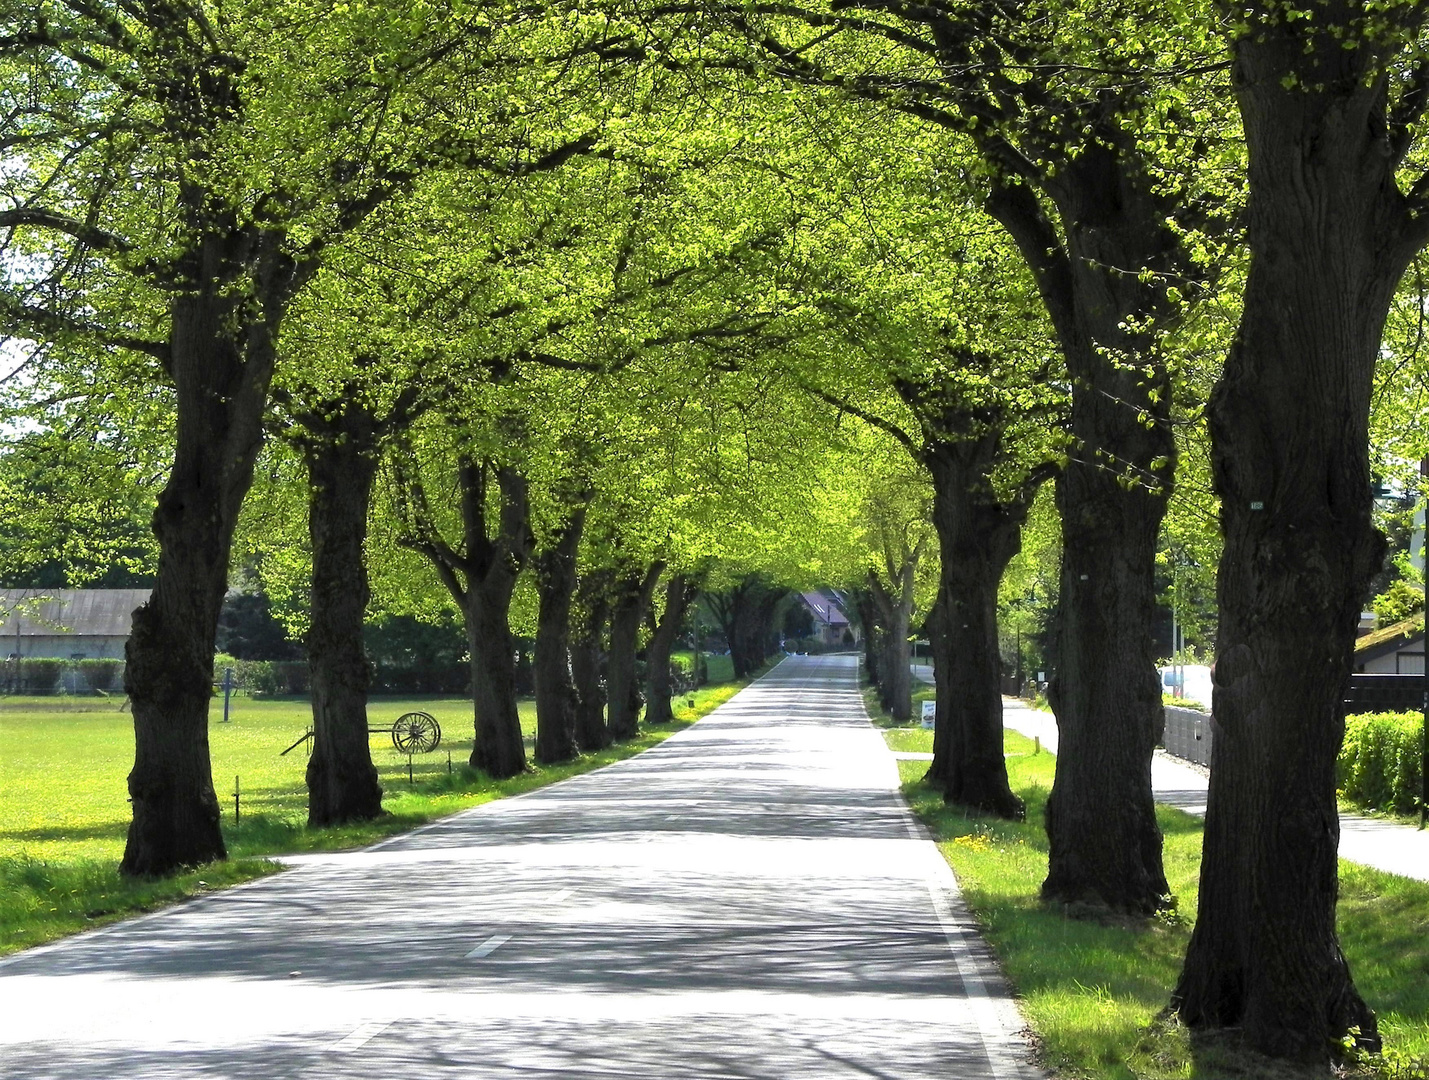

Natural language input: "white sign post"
[920,700,935,729]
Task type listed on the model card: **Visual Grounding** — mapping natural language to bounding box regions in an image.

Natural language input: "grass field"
[881,720,1429,1078]
[1,670,760,956]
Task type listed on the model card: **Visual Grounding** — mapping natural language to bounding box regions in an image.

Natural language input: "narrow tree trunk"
[925,441,1031,820]
[645,574,695,724]
[869,572,913,722]
[572,575,610,751]
[533,508,585,765]
[855,589,881,687]
[304,423,383,826]
[1173,16,1424,1054]
[121,281,283,876]
[607,563,663,740]
[924,594,954,787]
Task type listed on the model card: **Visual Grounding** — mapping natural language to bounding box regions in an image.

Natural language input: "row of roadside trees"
[2,0,1428,1064]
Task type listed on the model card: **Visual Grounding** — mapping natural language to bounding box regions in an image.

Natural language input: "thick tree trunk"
[571,576,610,752]
[646,574,695,724]
[1174,18,1424,1056]
[607,563,663,740]
[304,423,383,827]
[924,441,1030,820]
[466,577,525,777]
[121,277,286,876]
[533,509,585,765]
[989,142,1180,914]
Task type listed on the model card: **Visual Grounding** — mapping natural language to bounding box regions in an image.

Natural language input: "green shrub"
[76,659,123,693]
[18,657,64,693]
[1339,712,1424,815]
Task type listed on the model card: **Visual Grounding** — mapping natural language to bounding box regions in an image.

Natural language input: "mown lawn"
[1,673,757,955]
[884,724,1429,1078]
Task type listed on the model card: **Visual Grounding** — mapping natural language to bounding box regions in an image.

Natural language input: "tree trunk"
[121,276,286,876]
[396,455,531,780]
[571,574,610,751]
[855,589,881,688]
[533,508,585,765]
[304,420,383,827]
[868,570,914,722]
[1173,16,1425,1056]
[646,574,695,724]
[924,440,1032,820]
[466,575,525,777]
[607,563,663,740]
[924,594,953,787]
[988,140,1181,914]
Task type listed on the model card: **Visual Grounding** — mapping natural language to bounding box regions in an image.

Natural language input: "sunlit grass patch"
[1,672,756,955]
[897,729,1429,1079]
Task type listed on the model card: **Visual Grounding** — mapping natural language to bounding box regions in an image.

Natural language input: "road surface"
[1,654,1036,1079]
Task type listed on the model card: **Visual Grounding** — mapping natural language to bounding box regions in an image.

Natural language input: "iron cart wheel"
[391,711,441,754]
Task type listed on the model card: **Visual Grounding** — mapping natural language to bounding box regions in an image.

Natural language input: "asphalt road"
[1,654,1036,1079]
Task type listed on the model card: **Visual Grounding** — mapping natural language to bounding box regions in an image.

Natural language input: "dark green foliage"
[216,593,303,661]
[364,615,469,695]
[76,659,122,693]
[1339,712,1425,816]
[15,658,64,693]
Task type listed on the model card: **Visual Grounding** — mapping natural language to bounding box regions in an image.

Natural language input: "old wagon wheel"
[391,711,441,754]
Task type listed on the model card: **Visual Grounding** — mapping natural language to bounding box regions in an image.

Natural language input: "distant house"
[0,589,150,660]
[1354,613,1425,676]
[798,590,858,646]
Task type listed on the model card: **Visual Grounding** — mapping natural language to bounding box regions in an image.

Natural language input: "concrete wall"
[1163,705,1213,767]
[9,635,129,660]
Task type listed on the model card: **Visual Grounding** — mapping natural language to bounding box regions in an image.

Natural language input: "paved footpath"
[996,698,1429,884]
[0,654,1037,1080]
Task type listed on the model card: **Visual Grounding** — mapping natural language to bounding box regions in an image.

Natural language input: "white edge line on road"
[329,1019,394,1053]
[466,933,512,959]
[875,699,1035,1079]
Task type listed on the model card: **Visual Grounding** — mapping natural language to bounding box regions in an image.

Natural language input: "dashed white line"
[466,934,512,959]
[549,889,573,903]
[329,1019,393,1053]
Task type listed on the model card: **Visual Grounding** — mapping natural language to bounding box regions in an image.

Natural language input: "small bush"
[76,659,122,693]
[1339,711,1424,815]
[18,657,64,693]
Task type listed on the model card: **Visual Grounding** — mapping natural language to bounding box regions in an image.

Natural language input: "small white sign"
[920,700,935,729]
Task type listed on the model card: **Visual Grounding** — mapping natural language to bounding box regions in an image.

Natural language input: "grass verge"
[873,699,1429,1078]
[1,669,761,957]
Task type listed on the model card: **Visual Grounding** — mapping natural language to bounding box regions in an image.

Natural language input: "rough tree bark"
[571,573,611,751]
[397,453,532,779]
[607,562,664,740]
[646,574,697,724]
[988,142,1181,913]
[854,588,882,689]
[532,506,586,765]
[923,436,1038,819]
[867,534,921,724]
[302,405,384,827]
[1174,6,1429,1058]
[121,245,301,877]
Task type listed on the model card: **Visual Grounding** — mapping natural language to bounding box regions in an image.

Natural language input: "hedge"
[1338,711,1424,815]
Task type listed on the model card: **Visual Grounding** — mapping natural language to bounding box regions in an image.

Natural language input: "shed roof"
[1355,612,1425,664]
[0,589,150,638]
